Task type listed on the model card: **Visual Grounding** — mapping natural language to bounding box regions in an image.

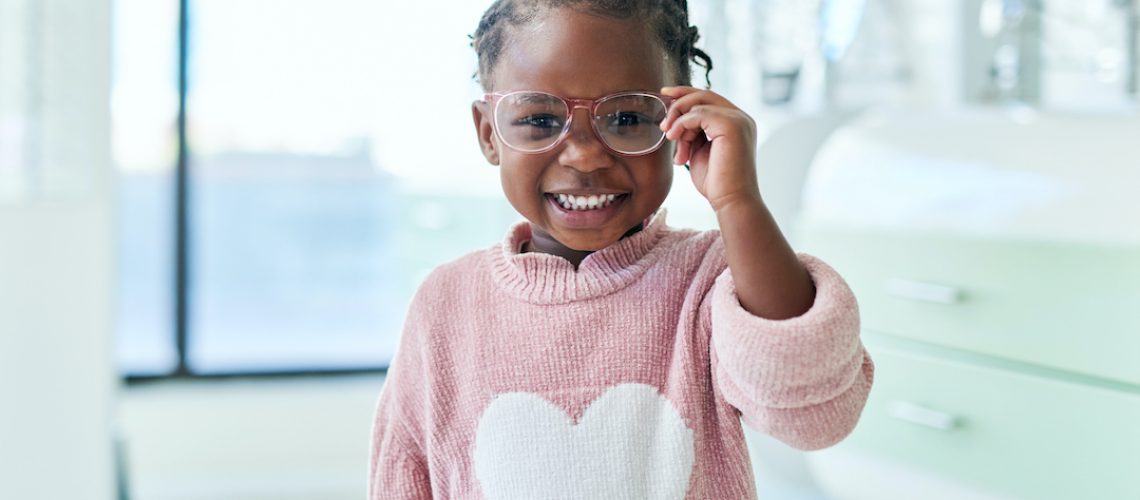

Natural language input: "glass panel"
[186,0,511,372]
[111,0,179,375]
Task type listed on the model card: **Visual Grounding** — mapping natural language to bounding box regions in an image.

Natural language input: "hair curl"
[470,0,713,89]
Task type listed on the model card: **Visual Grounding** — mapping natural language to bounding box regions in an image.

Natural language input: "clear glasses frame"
[483,90,676,156]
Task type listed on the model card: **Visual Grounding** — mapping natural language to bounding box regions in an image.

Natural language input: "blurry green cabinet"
[794,110,1140,500]
[803,230,1140,386]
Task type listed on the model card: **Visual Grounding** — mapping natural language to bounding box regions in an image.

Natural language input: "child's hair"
[470,0,714,89]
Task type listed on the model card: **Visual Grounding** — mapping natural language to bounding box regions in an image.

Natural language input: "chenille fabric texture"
[369,209,875,499]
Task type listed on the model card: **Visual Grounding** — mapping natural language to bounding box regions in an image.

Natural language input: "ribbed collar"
[488,208,673,304]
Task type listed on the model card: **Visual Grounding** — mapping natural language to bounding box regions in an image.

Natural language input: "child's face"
[472,8,676,252]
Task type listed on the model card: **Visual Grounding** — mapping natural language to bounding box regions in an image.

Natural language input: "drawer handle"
[885,278,963,305]
[887,400,960,431]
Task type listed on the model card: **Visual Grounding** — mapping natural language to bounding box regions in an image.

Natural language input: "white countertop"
[798,107,1140,247]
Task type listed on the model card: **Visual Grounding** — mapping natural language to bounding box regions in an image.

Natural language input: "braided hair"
[470,0,714,89]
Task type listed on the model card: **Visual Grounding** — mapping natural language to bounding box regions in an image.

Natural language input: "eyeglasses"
[483,90,675,156]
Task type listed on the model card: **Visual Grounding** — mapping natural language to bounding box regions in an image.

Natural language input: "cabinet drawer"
[800,228,1140,385]
[837,343,1140,500]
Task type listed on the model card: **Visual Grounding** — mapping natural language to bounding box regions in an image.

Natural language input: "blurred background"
[1,0,1137,498]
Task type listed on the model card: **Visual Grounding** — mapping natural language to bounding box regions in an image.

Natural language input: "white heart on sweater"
[474,383,694,500]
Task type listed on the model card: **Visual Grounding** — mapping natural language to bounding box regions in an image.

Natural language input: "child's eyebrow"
[513,93,559,105]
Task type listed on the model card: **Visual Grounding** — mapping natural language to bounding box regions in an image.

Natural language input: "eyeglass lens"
[494,92,669,154]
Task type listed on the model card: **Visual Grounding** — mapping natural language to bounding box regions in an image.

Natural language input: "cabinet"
[794,109,1140,500]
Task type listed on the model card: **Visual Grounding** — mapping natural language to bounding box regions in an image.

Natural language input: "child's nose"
[558,108,613,172]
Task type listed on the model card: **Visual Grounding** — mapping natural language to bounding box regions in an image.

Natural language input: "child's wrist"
[711,191,764,217]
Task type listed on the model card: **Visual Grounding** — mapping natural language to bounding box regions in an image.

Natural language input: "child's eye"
[604,112,653,133]
[514,114,564,130]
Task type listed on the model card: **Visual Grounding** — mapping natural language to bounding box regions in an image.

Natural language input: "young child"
[369,0,874,498]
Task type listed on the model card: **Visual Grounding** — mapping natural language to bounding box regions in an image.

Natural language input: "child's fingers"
[666,103,757,151]
[671,125,713,166]
[664,105,722,142]
[673,132,711,168]
[660,88,736,132]
[659,85,702,99]
[674,138,690,166]
[674,126,702,143]
[661,85,731,107]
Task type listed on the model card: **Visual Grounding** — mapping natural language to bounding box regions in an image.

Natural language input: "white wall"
[0,0,117,498]
[0,205,117,499]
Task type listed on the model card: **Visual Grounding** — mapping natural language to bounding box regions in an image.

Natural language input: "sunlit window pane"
[111,0,179,375]
[185,0,512,372]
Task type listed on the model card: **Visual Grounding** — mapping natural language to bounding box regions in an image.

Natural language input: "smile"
[549,193,626,211]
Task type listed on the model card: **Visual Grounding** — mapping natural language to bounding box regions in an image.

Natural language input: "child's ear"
[472,100,500,166]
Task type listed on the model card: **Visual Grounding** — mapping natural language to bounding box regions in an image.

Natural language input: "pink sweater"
[369,209,874,499]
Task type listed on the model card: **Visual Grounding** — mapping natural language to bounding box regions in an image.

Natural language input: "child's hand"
[659,86,760,214]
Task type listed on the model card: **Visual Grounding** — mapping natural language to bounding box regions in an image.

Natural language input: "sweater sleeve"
[368,297,433,498]
[709,252,875,451]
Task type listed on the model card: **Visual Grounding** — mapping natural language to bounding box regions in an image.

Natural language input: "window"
[113,0,179,375]
[113,0,518,377]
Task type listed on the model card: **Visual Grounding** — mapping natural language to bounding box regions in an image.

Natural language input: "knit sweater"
[368,209,874,499]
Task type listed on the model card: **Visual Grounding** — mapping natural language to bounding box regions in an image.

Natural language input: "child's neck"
[525,223,645,270]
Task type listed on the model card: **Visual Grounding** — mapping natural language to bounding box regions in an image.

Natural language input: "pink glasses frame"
[482,90,676,156]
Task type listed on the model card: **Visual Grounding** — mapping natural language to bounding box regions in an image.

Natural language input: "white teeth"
[552,193,622,211]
